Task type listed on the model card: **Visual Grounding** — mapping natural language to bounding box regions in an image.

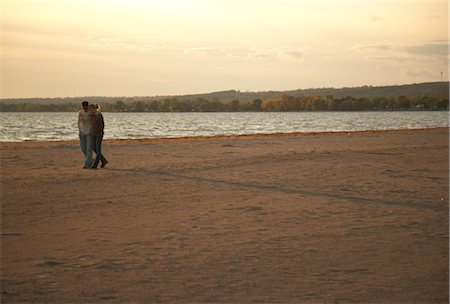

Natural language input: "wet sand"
[1,128,449,303]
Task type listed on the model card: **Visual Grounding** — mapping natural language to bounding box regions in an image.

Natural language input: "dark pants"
[92,133,107,168]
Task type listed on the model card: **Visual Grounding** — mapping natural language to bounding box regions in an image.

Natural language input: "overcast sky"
[1,0,448,98]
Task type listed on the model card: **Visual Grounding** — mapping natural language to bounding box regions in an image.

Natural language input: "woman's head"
[89,103,100,111]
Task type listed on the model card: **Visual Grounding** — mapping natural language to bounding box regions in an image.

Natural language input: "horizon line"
[1,81,448,100]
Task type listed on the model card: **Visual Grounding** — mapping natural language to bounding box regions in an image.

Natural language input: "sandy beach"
[1,128,448,303]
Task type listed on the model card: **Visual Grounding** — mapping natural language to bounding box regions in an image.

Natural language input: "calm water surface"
[0,112,448,142]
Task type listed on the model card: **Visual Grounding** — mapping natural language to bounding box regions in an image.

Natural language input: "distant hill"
[1,82,448,105]
[175,82,449,103]
[284,82,449,99]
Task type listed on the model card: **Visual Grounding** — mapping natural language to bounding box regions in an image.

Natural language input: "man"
[78,101,93,168]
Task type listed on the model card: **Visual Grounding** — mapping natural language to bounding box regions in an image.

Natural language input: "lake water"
[0,111,448,142]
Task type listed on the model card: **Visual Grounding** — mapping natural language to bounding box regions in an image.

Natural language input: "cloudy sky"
[1,0,448,98]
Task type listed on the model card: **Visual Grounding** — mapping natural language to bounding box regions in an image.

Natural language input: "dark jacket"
[90,112,104,136]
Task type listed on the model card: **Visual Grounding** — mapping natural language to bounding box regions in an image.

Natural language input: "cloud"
[402,42,448,58]
[401,68,439,79]
[184,46,226,56]
[355,44,392,52]
[370,16,384,22]
[184,46,305,62]
[4,19,177,64]
[283,51,304,61]
[353,40,449,62]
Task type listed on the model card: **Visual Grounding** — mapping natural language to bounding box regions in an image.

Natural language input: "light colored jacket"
[78,110,91,134]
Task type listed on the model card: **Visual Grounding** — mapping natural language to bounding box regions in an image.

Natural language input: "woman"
[89,104,108,169]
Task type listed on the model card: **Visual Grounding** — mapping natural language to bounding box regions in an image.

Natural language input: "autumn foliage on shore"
[1,93,448,112]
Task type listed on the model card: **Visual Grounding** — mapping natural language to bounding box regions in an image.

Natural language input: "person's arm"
[77,111,82,131]
[100,113,105,132]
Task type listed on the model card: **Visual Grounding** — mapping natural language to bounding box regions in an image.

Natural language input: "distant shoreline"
[2,127,448,146]
[1,82,448,112]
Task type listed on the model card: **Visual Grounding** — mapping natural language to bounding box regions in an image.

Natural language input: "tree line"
[0,94,448,112]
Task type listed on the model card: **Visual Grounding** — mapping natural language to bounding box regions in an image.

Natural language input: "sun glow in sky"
[1,0,448,98]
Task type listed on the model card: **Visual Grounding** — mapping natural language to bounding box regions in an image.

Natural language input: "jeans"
[79,132,93,168]
[92,133,107,168]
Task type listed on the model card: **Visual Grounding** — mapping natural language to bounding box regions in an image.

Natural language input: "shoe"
[91,166,98,169]
[101,160,109,168]
[82,166,90,169]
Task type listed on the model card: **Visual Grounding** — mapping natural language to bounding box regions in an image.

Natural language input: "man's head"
[82,101,89,112]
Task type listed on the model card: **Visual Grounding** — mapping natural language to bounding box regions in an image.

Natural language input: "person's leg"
[92,136,101,168]
[79,132,87,156]
[98,133,107,165]
[100,153,107,165]
[83,134,93,168]
[95,133,108,167]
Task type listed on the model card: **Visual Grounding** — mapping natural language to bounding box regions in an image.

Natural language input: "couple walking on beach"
[78,101,108,169]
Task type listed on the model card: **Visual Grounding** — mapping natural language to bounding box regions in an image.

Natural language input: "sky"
[1,0,448,98]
